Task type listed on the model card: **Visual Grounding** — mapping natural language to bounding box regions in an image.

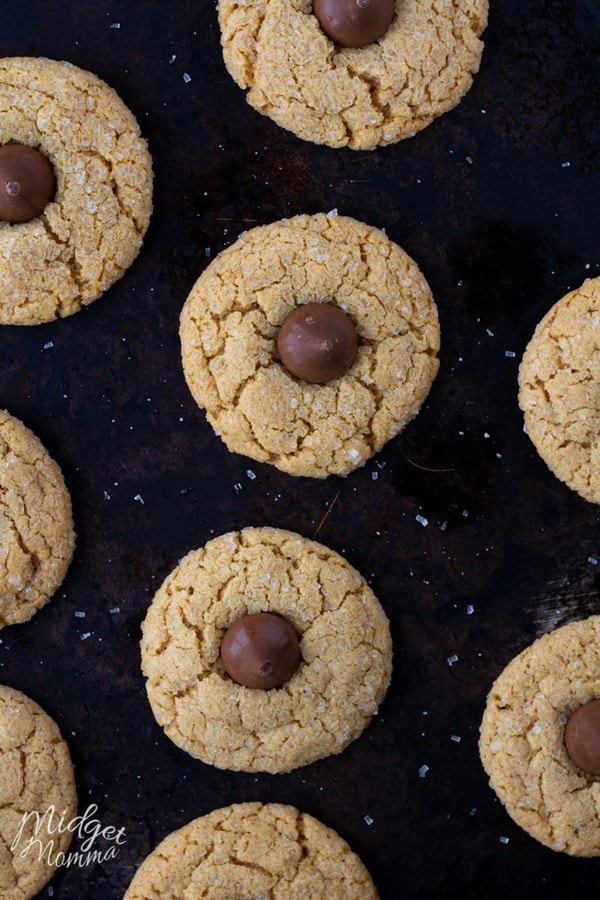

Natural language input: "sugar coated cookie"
[518,276,600,504]
[0,56,153,325]
[0,686,77,899]
[0,411,75,628]
[218,0,488,149]
[479,615,600,856]
[180,213,440,478]
[141,527,392,773]
[124,802,379,899]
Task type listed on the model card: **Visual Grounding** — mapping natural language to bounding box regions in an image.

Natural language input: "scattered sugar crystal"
[451,734,461,743]
[419,765,429,778]
[364,815,374,826]
[169,54,176,63]
[415,514,428,527]
[499,836,510,844]
[447,654,459,666]
[561,161,570,168]
[110,22,120,29]
[467,604,474,615]
[74,611,85,618]
[80,632,91,641]
[183,73,191,83]
[588,557,598,566]
[134,494,145,505]
[246,470,256,480]
[43,341,54,350]
[109,607,120,614]
[505,350,516,358]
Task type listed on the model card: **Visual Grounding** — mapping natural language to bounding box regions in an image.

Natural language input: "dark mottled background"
[1,1,599,898]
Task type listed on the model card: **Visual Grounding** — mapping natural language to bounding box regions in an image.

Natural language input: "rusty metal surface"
[1,1,599,897]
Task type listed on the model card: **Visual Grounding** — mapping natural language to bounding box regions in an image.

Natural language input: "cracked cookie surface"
[479,615,600,856]
[218,0,488,149]
[0,56,153,325]
[0,411,75,628]
[124,802,378,899]
[180,213,440,478]
[0,685,77,900]
[518,277,600,504]
[141,527,392,773]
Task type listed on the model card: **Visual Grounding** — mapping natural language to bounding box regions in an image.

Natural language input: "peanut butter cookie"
[141,527,392,773]
[479,615,600,856]
[0,56,153,325]
[180,213,440,478]
[218,0,488,149]
[0,411,75,628]
[0,685,77,899]
[518,276,600,504]
[124,802,378,899]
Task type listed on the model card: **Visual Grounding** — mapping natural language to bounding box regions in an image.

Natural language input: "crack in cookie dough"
[218,0,488,149]
[180,213,440,478]
[518,276,600,504]
[0,686,77,900]
[141,528,392,773]
[0,57,153,325]
[479,615,600,856]
[124,802,379,899]
[0,411,75,628]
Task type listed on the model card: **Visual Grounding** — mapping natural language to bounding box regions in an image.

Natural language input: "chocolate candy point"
[277,302,358,383]
[314,0,395,49]
[564,699,600,776]
[220,612,301,689]
[0,144,56,224]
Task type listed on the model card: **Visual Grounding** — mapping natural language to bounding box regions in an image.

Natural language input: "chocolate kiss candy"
[220,612,301,689]
[564,699,600,776]
[277,301,358,383]
[0,144,56,224]
[314,0,395,49]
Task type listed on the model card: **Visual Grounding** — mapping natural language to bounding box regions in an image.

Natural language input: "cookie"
[0,685,77,899]
[0,56,153,325]
[218,0,488,149]
[141,527,392,773]
[0,410,75,628]
[518,276,600,504]
[124,802,378,899]
[180,213,440,478]
[479,615,600,856]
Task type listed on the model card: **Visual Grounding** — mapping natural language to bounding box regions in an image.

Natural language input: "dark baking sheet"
[1,1,600,898]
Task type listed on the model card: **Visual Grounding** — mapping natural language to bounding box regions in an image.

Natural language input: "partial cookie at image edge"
[123,802,379,899]
[218,0,488,149]
[0,410,75,628]
[0,56,153,325]
[0,685,78,900]
[518,276,600,504]
[479,615,600,856]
